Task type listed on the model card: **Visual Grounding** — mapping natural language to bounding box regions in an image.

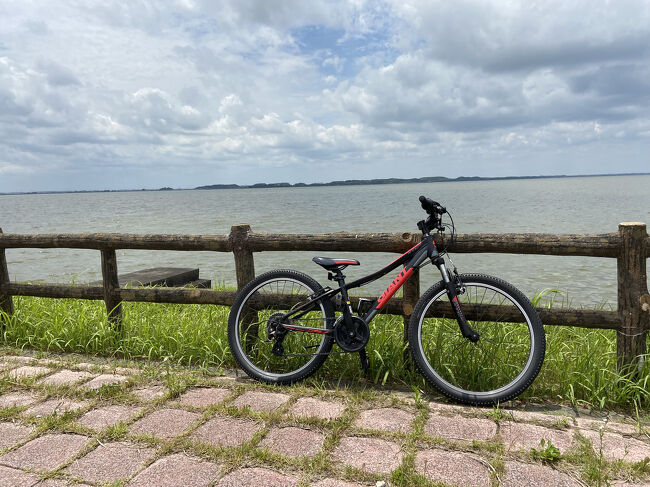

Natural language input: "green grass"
[1,291,649,414]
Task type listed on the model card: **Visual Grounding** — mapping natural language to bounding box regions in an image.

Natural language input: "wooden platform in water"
[92,267,211,288]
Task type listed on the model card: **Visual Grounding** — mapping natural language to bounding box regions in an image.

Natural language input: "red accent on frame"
[282,325,331,335]
[387,241,423,266]
[376,266,415,310]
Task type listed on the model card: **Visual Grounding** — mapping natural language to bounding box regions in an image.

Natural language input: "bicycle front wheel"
[228,269,335,384]
[409,274,545,405]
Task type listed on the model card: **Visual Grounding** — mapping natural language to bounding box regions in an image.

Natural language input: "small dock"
[92,267,211,288]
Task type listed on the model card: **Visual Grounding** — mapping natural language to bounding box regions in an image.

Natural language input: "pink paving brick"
[83,374,129,390]
[233,390,290,413]
[259,426,324,457]
[127,453,220,487]
[0,465,39,487]
[503,461,580,487]
[313,479,365,487]
[575,417,639,436]
[500,421,574,453]
[25,398,88,417]
[178,387,230,407]
[332,436,402,474]
[508,409,572,427]
[132,385,167,401]
[354,407,415,434]
[77,404,143,430]
[425,414,497,442]
[415,449,490,487]
[0,391,39,408]
[0,433,89,471]
[288,397,346,421]
[0,421,35,449]
[38,369,95,386]
[7,365,52,379]
[581,430,650,463]
[129,408,200,439]
[35,480,93,486]
[217,467,299,487]
[191,415,262,448]
[66,441,155,484]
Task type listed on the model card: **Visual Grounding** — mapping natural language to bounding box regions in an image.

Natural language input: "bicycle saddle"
[312,256,360,270]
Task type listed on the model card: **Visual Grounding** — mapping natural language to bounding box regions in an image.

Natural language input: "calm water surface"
[1,175,649,307]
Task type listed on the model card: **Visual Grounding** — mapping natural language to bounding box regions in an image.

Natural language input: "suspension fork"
[432,256,480,343]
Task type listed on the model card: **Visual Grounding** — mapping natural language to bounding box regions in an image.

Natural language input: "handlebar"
[418,195,446,235]
[419,195,446,215]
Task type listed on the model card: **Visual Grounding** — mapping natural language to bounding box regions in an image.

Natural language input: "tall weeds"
[2,292,648,412]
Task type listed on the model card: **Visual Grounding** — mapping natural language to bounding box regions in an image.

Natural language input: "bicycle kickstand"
[358,348,370,373]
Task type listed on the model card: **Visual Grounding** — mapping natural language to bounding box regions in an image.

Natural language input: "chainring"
[333,315,370,353]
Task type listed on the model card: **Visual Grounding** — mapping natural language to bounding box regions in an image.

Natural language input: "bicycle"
[228,196,545,405]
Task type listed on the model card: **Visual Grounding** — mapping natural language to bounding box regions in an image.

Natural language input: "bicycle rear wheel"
[227,269,335,384]
[409,274,545,405]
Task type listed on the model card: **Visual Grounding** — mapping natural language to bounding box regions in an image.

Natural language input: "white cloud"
[0,0,649,192]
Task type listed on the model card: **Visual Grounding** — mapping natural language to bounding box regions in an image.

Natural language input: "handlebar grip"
[419,195,446,215]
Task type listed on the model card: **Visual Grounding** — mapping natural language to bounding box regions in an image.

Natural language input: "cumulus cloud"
[0,0,649,192]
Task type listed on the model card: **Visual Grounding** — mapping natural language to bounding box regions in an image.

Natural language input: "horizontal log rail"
[0,223,647,370]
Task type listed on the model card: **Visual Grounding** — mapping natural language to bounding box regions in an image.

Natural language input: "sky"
[1,0,649,192]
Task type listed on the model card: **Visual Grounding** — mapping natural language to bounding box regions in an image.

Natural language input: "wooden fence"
[0,223,648,371]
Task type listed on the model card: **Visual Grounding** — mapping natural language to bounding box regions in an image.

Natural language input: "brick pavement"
[0,352,648,486]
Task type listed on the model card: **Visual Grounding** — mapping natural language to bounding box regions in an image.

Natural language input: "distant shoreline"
[2,172,648,196]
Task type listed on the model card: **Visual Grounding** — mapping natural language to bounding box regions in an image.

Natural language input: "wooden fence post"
[101,249,123,330]
[402,268,420,362]
[229,225,257,348]
[0,228,15,325]
[616,222,649,373]
[230,224,256,289]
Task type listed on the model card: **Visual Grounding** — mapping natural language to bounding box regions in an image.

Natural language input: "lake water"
[1,175,649,308]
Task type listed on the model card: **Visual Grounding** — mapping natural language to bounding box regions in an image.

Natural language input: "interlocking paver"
[132,385,167,401]
[332,436,402,474]
[178,387,230,407]
[66,441,155,484]
[425,414,497,442]
[217,467,299,487]
[127,453,220,487]
[191,415,262,448]
[130,408,200,438]
[575,417,639,436]
[77,404,144,430]
[502,461,580,486]
[508,409,571,427]
[0,422,35,449]
[0,433,88,471]
[39,369,94,386]
[0,391,39,408]
[415,449,490,487]
[83,374,129,390]
[2,356,33,365]
[581,430,650,462]
[288,397,346,421]
[260,426,324,457]
[354,407,415,434]
[313,479,365,487]
[25,398,88,417]
[233,391,290,413]
[500,421,574,453]
[0,465,39,487]
[36,480,93,486]
[7,366,52,379]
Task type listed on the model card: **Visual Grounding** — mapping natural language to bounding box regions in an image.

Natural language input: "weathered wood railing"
[0,223,648,370]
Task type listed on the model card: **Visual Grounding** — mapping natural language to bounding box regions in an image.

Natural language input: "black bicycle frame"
[280,233,465,335]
